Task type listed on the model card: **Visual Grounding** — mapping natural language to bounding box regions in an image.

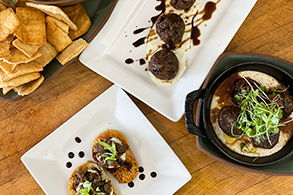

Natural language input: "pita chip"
[14,7,46,45]
[0,3,6,11]
[12,39,42,58]
[14,74,44,96]
[2,85,13,95]
[0,35,14,57]
[0,60,43,82]
[47,21,72,52]
[56,38,88,65]
[34,42,57,67]
[0,8,20,41]
[62,3,82,24]
[46,15,69,34]
[0,48,42,70]
[26,2,78,31]
[0,72,40,88]
[68,5,91,40]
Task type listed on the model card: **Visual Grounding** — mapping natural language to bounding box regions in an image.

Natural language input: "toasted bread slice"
[68,161,119,195]
[92,129,139,183]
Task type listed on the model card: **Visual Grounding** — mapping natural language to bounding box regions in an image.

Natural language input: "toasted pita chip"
[12,39,42,58]
[47,21,72,52]
[26,2,78,31]
[0,35,14,57]
[56,38,89,65]
[0,60,14,74]
[46,15,69,34]
[0,48,42,70]
[0,8,20,42]
[14,7,46,45]
[0,72,40,87]
[14,74,44,96]
[0,0,17,8]
[34,42,57,67]
[62,3,82,24]
[2,85,13,95]
[0,3,6,11]
[0,60,43,82]
[68,5,91,40]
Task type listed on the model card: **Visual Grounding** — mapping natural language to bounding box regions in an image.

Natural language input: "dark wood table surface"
[2,0,293,194]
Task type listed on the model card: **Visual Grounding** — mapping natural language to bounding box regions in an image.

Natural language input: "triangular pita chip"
[0,8,20,41]
[26,2,78,31]
[46,21,72,52]
[62,3,82,24]
[68,5,91,40]
[14,7,46,45]
[0,72,40,87]
[0,60,43,82]
[14,74,44,96]
[46,16,69,34]
[0,48,42,70]
[34,42,57,67]
[56,38,88,65]
[12,39,42,58]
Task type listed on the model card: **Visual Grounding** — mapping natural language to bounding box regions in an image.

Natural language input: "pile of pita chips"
[0,1,90,97]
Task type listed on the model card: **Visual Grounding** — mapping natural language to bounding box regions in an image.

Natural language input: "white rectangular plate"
[79,0,257,122]
[21,85,191,195]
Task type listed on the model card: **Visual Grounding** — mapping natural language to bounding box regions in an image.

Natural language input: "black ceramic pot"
[185,62,293,166]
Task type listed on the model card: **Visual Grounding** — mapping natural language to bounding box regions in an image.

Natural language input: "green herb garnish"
[240,141,260,161]
[235,78,285,145]
[98,141,117,162]
[76,181,92,195]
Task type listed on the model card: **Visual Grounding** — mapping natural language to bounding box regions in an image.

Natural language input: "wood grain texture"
[1,0,293,194]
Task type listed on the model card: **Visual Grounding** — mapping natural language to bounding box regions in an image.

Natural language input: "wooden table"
[2,0,293,194]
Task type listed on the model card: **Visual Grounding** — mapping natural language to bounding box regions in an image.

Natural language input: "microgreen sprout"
[240,141,260,161]
[235,78,285,145]
[76,181,92,195]
[98,141,117,162]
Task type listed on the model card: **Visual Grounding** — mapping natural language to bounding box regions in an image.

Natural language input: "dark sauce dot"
[139,174,145,180]
[132,37,146,48]
[125,58,134,64]
[128,181,134,188]
[75,137,81,143]
[78,151,85,158]
[139,166,144,172]
[68,152,74,159]
[150,171,157,178]
[139,58,146,65]
[66,162,72,168]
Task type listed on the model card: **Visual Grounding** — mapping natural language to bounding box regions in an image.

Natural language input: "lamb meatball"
[218,106,243,137]
[156,13,185,45]
[251,132,279,149]
[232,78,259,106]
[267,91,293,120]
[149,49,178,80]
[171,0,197,10]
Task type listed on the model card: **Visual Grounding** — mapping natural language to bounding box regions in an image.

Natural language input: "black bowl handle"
[185,89,208,138]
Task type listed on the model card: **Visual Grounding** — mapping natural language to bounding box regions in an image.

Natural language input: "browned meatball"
[149,49,178,80]
[156,13,185,45]
[218,106,243,137]
[232,78,260,106]
[251,132,279,149]
[171,0,197,10]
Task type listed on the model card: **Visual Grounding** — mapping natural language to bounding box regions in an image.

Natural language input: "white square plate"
[21,85,191,195]
[79,0,257,122]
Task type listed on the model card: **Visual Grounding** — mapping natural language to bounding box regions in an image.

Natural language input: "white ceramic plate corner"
[21,85,191,195]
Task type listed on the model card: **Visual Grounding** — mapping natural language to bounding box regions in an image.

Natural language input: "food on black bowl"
[170,0,198,10]
[149,48,178,80]
[211,70,293,158]
[185,62,293,166]
[155,13,185,45]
